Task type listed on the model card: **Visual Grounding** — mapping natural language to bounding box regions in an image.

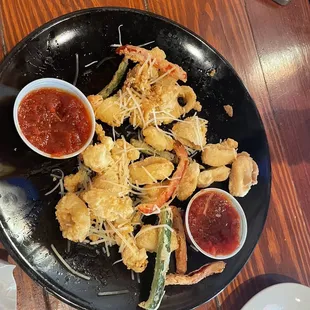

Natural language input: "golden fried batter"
[141,182,168,203]
[229,152,259,197]
[197,166,231,188]
[150,76,183,123]
[143,126,174,151]
[123,62,158,94]
[135,225,178,253]
[224,105,233,117]
[179,86,202,114]
[111,139,140,162]
[201,138,238,167]
[114,232,148,273]
[81,189,133,221]
[177,161,200,201]
[95,123,106,143]
[92,165,129,197]
[171,206,187,274]
[88,94,129,127]
[127,74,201,128]
[55,193,90,242]
[165,261,226,285]
[151,82,201,125]
[64,170,88,192]
[82,139,113,173]
[172,116,208,150]
[122,242,148,273]
[129,157,174,185]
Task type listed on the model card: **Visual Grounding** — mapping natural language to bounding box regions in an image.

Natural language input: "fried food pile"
[54,45,259,309]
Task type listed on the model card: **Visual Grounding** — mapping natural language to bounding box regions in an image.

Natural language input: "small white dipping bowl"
[13,78,95,159]
[185,188,247,260]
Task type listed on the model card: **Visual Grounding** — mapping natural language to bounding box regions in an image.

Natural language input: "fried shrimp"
[88,94,129,127]
[81,189,133,221]
[116,45,187,82]
[114,231,148,273]
[176,161,200,201]
[64,170,88,192]
[82,139,114,173]
[55,193,90,242]
[165,261,226,285]
[142,182,169,203]
[137,141,189,214]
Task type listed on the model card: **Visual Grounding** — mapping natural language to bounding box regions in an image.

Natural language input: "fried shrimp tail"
[137,141,189,214]
[116,45,187,82]
[165,261,226,285]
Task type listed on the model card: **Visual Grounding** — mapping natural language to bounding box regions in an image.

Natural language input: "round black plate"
[0,7,271,310]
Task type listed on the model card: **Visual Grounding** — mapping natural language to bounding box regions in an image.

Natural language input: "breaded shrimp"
[177,161,200,201]
[82,139,113,173]
[137,141,188,214]
[55,193,90,242]
[64,170,88,192]
[81,189,133,221]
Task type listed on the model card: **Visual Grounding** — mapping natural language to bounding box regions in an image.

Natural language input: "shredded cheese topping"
[134,224,174,239]
[98,290,129,296]
[51,244,91,281]
[106,221,136,255]
[73,53,79,86]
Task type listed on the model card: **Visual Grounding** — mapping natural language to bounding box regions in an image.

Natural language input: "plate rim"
[0,6,272,310]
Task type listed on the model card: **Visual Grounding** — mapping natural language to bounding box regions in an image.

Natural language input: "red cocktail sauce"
[18,88,92,157]
[188,191,241,256]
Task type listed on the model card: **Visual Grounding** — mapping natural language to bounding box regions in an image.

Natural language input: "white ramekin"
[185,188,248,260]
[13,78,95,159]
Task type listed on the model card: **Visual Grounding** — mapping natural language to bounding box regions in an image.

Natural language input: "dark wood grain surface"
[0,0,309,309]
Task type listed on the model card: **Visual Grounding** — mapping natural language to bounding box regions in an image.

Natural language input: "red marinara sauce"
[18,88,92,157]
[188,191,240,256]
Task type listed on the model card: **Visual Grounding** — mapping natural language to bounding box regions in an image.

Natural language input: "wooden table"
[0,0,309,309]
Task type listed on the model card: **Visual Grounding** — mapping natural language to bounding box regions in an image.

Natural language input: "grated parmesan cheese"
[73,53,79,86]
[134,224,174,239]
[98,290,129,296]
[51,244,91,281]
[106,221,136,254]
[150,67,175,85]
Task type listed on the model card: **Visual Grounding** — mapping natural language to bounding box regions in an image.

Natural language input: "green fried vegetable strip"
[98,58,129,98]
[139,209,173,310]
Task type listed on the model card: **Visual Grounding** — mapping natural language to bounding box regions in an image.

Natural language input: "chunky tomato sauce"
[188,191,240,256]
[18,88,92,156]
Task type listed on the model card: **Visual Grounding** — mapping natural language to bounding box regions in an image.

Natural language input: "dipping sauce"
[18,88,92,156]
[188,191,240,256]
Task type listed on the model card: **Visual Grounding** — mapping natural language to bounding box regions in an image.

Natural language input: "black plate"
[0,7,271,310]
